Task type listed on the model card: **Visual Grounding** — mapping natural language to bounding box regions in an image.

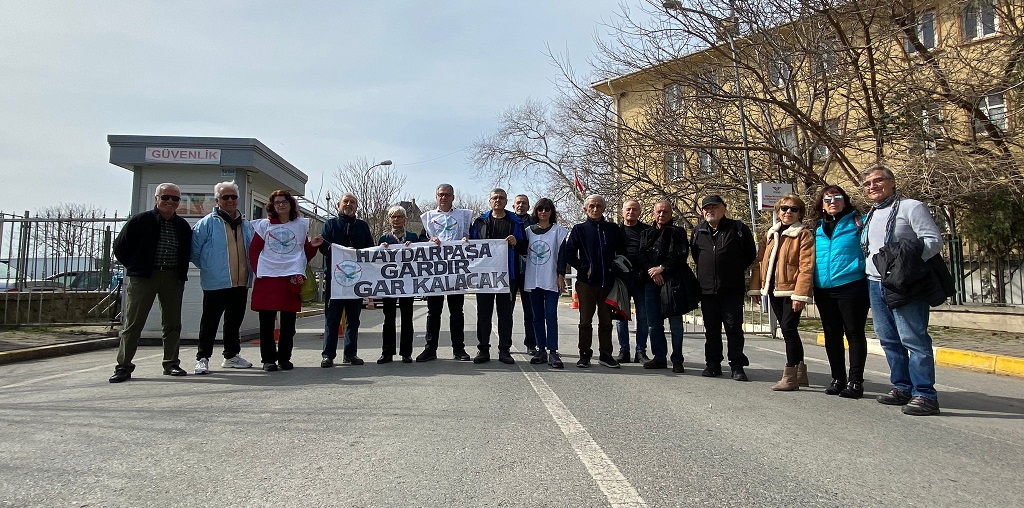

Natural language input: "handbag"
[660,264,701,318]
[300,265,318,302]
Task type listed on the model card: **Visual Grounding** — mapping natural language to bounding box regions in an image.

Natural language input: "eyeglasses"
[536,208,552,212]
[779,205,801,213]
[272,200,290,206]
[862,177,890,188]
[218,194,238,201]
[823,195,844,203]
[389,215,405,219]
[436,192,453,198]
[160,195,181,202]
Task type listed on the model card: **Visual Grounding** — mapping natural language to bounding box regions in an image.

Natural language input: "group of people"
[108,164,944,417]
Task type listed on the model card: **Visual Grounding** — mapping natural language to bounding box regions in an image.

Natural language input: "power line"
[395,146,472,166]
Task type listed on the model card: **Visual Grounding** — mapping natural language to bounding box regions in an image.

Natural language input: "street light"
[663,0,758,230]
[366,160,393,174]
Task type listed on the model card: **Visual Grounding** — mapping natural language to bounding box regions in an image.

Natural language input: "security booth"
[108,135,323,341]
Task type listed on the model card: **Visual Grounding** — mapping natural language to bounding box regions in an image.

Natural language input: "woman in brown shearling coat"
[748,193,815,391]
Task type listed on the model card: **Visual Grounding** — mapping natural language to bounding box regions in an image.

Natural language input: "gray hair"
[387,205,408,218]
[213,181,238,198]
[338,192,358,204]
[654,199,673,209]
[584,194,607,207]
[154,183,180,197]
[436,183,454,194]
[860,164,895,183]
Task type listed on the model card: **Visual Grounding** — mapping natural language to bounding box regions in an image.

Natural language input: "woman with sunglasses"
[377,205,419,364]
[749,194,815,391]
[249,190,323,371]
[523,198,569,368]
[812,185,868,398]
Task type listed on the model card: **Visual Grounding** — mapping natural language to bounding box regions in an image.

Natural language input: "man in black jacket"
[615,200,651,364]
[320,192,375,367]
[108,183,193,383]
[690,195,756,381]
[558,194,625,369]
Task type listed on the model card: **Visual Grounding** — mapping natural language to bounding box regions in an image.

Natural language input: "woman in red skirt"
[248,190,323,371]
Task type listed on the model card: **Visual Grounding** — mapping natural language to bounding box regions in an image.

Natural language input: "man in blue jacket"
[558,194,626,369]
[470,188,526,365]
[190,181,255,374]
[319,193,375,367]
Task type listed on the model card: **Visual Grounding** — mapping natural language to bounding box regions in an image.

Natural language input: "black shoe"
[731,366,749,382]
[321,357,334,368]
[529,350,548,365]
[643,359,667,369]
[377,355,393,364]
[877,388,912,405]
[701,364,723,377]
[549,351,564,369]
[163,366,187,377]
[263,363,279,372]
[473,351,491,364]
[598,354,620,368]
[526,346,538,356]
[576,352,591,368]
[453,349,471,361]
[672,362,685,374]
[278,360,294,371]
[416,349,437,362]
[839,381,863,399]
[902,396,940,416]
[616,350,631,363]
[343,356,365,366]
[108,369,131,383]
[498,350,516,364]
[635,351,652,364]
[402,355,413,363]
[825,379,846,396]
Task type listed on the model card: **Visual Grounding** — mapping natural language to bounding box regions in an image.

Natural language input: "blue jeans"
[615,278,649,352]
[645,282,684,364]
[323,283,362,360]
[869,280,937,399]
[529,288,560,351]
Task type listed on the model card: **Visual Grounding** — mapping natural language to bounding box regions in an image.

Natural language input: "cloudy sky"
[0,0,642,217]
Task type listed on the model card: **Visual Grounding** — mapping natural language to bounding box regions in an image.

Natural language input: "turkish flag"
[573,170,585,194]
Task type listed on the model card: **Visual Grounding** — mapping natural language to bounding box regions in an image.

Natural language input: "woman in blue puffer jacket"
[812,185,869,399]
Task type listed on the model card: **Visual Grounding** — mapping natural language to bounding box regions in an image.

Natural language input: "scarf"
[386,228,408,243]
[861,191,902,257]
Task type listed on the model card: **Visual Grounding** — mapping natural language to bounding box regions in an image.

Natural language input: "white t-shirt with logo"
[524,224,568,292]
[421,207,473,242]
[252,217,309,277]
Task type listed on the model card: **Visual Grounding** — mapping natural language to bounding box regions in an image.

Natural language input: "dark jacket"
[319,214,374,274]
[558,217,625,288]
[642,222,699,316]
[112,208,192,281]
[873,238,954,308]
[690,216,756,294]
[470,210,526,280]
[620,221,651,285]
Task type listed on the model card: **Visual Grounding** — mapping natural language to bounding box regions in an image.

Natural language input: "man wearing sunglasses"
[190,181,255,374]
[109,182,193,383]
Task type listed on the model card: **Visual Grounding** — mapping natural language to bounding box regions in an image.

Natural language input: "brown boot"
[772,366,799,391]
[796,362,809,387]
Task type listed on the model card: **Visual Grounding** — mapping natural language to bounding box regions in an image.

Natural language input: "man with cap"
[690,195,757,381]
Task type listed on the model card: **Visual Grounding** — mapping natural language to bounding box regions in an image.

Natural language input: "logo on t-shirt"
[334,260,362,287]
[266,226,298,254]
[528,240,552,265]
[431,215,459,234]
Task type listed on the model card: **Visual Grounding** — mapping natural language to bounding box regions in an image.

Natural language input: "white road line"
[522,369,648,507]
[0,353,163,389]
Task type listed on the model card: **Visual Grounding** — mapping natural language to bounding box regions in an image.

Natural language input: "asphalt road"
[2,297,1022,507]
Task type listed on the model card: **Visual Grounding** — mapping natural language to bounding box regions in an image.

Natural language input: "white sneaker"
[194,358,210,375]
[222,355,253,369]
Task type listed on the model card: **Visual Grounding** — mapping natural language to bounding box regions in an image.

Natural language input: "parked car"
[45,271,112,291]
[0,261,63,292]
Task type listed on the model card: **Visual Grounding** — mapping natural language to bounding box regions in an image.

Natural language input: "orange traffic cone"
[366,298,376,310]
[571,285,579,309]
[273,315,280,343]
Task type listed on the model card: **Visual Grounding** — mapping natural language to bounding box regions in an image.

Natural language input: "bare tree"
[31,203,110,264]
[330,157,407,238]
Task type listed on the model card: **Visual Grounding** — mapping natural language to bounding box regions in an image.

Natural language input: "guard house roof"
[107,135,307,193]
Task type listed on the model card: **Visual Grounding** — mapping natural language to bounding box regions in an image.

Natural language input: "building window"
[665,83,683,112]
[909,104,945,157]
[963,0,998,40]
[695,71,719,98]
[665,151,686,181]
[974,93,1007,134]
[814,119,842,160]
[812,45,838,78]
[768,54,792,88]
[697,148,720,175]
[905,11,936,53]
[773,127,799,167]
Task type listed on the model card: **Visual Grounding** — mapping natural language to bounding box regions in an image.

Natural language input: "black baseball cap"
[701,195,726,208]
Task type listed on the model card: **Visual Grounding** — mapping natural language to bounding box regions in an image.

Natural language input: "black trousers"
[701,291,749,367]
[510,275,536,349]
[196,286,248,361]
[424,294,466,351]
[476,291,514,352]
[258,310,296,364]
[769,294,804,366]
[382,297,414,357]
[815,288,870,383]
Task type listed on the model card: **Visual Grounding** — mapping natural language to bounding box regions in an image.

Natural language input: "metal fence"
[1,211,127,326]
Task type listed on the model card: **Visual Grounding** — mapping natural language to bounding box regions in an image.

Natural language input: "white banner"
[330,240,510,299]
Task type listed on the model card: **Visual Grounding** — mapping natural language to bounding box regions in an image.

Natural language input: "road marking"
[0,353,163,390]
[522,369,648,507]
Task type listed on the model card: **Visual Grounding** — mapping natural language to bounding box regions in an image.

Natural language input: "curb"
[0,337,121,365]
[814,333,1024,379]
